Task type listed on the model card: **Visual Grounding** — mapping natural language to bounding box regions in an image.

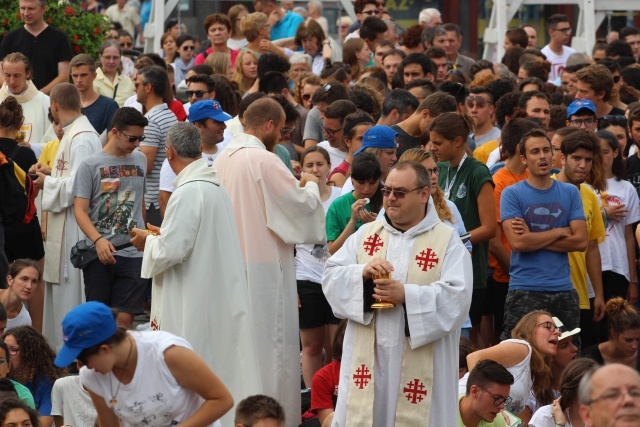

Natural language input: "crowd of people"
[1,0,640,426]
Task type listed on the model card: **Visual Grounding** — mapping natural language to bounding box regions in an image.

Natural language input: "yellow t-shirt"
[568,183,606,309]
[473,139,499,164]
[38,139,60,168]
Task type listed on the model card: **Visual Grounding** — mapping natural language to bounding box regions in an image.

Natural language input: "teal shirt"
[275,144,294,175]
[11,380,35,409]
[326,192,370,241]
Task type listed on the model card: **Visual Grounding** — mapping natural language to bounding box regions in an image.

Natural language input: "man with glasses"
[69,54,118,143]
[579,363,640,427]
[72,107,149,330]
[184,74,216,117]
[500,128,585,340]
[541,14,576,83]
[135,66,178,226]
[345,0,380,39]
[323,160,472,426]
[575,63,626,118]
[566,100,598,131]
[458,360,515,427]
[158,99,231,217]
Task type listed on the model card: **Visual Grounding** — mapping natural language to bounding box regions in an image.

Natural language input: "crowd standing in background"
[2,0,640,426]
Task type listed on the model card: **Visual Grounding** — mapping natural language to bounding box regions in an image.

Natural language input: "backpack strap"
[9,145,21,160]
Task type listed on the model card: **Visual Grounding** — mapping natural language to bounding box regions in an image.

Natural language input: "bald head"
[244,98,285,131]
[50,83,81,112]
[579,364,640,427]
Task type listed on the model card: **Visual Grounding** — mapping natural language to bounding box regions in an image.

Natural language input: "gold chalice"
[371,271,396,309]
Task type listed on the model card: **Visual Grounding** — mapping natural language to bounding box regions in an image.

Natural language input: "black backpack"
[0,145,37,226]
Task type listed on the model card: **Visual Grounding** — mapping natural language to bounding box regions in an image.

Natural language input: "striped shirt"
[141,103,178,208]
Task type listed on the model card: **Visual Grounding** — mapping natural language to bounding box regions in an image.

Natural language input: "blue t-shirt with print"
[500,179,585,292]
[271,11,304,40]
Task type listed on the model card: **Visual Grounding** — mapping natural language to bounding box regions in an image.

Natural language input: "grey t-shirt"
[302,106,323,144]
[73,150,147,257]
[468,126,501,150]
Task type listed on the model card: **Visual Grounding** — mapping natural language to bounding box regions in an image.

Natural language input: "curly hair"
[0,399,39,427]
[294,73,321,106]
[398,148,453,223]
[2,326,64,385]
[511,311,555,407]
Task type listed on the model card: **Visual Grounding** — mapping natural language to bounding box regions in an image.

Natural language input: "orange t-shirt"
[490,166,529,283]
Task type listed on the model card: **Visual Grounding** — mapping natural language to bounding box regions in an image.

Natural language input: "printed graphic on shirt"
[523,202,567,231]
[95,164,145,234]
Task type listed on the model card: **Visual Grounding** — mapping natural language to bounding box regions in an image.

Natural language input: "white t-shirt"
[459,339,532,414]
[295,186,342,283]
[159,140,229,193]
[529,403,573,427]
[487,146,501,168]
[318,140,348,174]
[227,38,248,50]
[51,376,97,427]
[80,331,222,427]
[599,177,640,279]
[6,304,31,330]
[541,44,576,82]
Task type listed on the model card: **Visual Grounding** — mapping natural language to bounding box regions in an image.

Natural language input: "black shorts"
[83,255,147,314]
[4,219,44,261]
[483,276,509,333]
[297,279,340,329]
[469,287,486,326]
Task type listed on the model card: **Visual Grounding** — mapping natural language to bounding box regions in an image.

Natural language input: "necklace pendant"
[110,398,117,407]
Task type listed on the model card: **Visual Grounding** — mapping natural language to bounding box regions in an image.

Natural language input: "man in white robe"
[131,122,261,427]
[322,161,473,426]
[32,83,101,352]
[214,98,326,426]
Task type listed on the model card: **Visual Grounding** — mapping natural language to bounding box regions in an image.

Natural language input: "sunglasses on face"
[118,129,146,143]
[302,94,312,101]
[381,186,425,198]
[119,42,133,48]
[186,90,206,98]
[613,75,621,83]
[182,45,195,51]
[361,10,377,16]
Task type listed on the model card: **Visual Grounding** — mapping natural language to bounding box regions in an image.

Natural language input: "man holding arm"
[500,128,586,340]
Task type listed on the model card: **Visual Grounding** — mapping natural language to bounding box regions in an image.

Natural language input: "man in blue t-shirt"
[500,128,586,340]
[254,0,304,40]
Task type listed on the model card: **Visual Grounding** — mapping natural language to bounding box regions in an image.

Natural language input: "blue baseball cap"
[354,125,398,156]
[567,100,596,118]
[188,100,232,123]
[54,301,118,367]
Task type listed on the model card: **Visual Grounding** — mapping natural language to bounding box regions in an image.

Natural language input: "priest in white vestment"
[214,98,326,425]
[132,123,261,427]
[32,84,101,351]
[322,161,473,426]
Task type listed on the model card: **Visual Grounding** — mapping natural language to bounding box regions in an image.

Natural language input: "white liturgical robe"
[214,133,325,426]
[322,200,473,426]
[141,158,261,427]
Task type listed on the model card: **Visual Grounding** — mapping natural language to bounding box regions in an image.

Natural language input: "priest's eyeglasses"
[587,388,640,405]
[479,387,512,407]
[117,129,146,143]
[536,321,558,333]
[381,186,425,199]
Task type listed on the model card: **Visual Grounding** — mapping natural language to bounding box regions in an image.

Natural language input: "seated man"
[458,359,516,427]
[235,395,285,427]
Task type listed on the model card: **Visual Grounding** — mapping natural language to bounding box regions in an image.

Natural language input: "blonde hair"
[398,148,453,223]
[231,50,259,95]
[205,52,231,77]
[241,12,269,43]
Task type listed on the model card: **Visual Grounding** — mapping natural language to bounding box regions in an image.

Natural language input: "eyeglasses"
[134,82,148,90]
[537,321,559,333]
[553,27,572,33]
[186,90,207,99]
[361,10,377,16]
[0,359,7,366]
[182,45,195,51]
[281,126,295,134]
[569,118,596,128]
[425,167,439,176]
[7,347,19,356]
[322,125,342,137]
[118,129,146,143]
[479,387,513,407]
[119,42,133,48]
[613,75,621,83]
[302,94,312,101]
[587,388,640,405]
[381,186,425,198]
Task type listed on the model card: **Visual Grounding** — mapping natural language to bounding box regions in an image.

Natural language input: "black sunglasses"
[118,129,146,143]
[186,90,206,98]
[599,115,627,128]
[182,45,195,51]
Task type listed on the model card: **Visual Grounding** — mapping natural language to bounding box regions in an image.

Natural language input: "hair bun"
[605,297,627,317]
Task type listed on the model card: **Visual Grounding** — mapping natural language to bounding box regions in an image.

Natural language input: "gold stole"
[346,219,452,426]
[43,116,98,283]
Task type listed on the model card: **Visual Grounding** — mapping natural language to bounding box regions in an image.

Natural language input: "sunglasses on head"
[186,90,206,98]
[466,95,491,107]
[599,115,627,127]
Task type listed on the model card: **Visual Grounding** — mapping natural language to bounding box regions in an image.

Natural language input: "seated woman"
[2,260,40,329]
[0,399,39,427]
[2,326,65,427]
[0,342,34,409]
[462,311,558,424]
[582,297,640,369]
[326,152,382,254]
[529,358,597,427]
[55,302,232,427]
